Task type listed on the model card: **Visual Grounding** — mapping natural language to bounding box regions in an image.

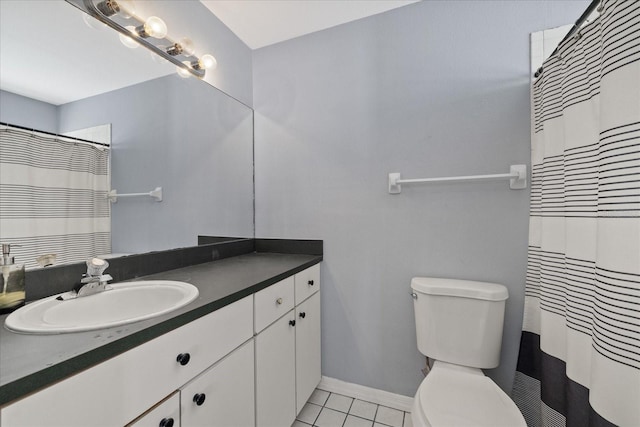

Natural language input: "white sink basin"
[4,280,199,334]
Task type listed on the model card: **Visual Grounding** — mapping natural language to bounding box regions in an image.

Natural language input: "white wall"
[253,0,590,396]
[0,90,57,132]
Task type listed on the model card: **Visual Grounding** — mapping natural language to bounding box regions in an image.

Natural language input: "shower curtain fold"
[512,1,640,426]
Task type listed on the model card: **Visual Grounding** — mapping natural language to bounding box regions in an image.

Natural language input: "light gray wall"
[253,0,590,396]
[0,90,57,132]
[58,75,254,254]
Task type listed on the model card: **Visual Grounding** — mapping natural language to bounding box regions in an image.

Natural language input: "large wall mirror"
[0,0,254,269]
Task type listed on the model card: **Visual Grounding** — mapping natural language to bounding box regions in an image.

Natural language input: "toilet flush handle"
[410,292,418,300]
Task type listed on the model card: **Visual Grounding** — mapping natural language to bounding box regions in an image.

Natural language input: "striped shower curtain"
[0,125,111,268]
[512,1,639,426]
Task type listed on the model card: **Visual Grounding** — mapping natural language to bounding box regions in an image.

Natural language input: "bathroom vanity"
[0,242,322,427]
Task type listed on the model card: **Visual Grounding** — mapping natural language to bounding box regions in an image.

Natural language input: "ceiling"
[200,0,419,50]
[0,0,175,105]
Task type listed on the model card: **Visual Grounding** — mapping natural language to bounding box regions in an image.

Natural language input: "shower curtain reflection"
[0,125,111,269]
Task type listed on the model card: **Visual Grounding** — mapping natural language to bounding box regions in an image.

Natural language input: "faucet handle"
[86,257,109,276]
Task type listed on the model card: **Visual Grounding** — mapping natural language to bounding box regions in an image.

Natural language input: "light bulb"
[176,62,192,78]
[199,54,217,70]
[119,26,139,48]
[143,16,167,39]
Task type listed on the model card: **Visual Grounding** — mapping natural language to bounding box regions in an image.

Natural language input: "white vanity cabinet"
[1,263,321,427]
[255,265,321,426]
[128,340,255,427]
[1,295,254,427]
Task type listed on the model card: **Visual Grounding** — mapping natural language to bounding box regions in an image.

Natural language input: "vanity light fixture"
[81,0,216,78]
[95,0,135,19]
[119,26,139,49]
[167,37,196,56]
[176,53,217,78]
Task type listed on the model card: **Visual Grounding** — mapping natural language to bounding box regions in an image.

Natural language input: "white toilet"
[410,277,526,427]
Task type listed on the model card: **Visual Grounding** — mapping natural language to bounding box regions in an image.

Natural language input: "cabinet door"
[128,393,180,427]
[180,340,255,427]
[295,291,322,413]
[255,312,296,427]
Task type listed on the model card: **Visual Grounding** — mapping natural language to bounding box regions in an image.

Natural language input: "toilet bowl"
[410,277,526,427]
[411,361,526,427]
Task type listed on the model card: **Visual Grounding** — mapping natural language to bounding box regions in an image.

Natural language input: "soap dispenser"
[0,244,26,313]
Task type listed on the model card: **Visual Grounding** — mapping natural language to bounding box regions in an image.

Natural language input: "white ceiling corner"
[200,0,419,50]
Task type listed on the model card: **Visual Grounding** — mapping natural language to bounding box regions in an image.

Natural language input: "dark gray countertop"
[0,252,322,406]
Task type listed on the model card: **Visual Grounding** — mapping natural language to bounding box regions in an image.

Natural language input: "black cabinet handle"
[159,418,174,427]
[308,280,314,286]
[176,353,191,366]
[289,319,296,327]
[299,312,306,319]
[193,393,206,406]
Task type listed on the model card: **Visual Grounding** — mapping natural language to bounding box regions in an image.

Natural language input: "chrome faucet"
[75,258,113,297]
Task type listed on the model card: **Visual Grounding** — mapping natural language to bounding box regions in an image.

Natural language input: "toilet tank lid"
[411,277,508,301]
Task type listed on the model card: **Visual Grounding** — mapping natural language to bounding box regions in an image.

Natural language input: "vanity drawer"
[254,276,294,333]
[155,294,254,389]
[295,264,320,305]
[1,295,253,427]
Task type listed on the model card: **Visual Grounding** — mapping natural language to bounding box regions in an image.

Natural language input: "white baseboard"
[318,376,414,412]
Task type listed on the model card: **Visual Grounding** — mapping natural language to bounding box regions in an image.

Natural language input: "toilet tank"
[411,277,508,369]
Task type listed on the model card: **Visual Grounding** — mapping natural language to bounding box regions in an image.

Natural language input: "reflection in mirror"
[0,0,254,270]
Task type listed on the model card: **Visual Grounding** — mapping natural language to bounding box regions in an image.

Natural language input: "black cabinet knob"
[176,353,191,366]
[308,280,314,286]
[193,393,206,406]
[299,312,306,319]
[159,418,174,427]
[289,319,296,327]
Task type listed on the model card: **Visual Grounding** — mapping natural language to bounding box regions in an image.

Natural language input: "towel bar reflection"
[388,165,527,194]
[107,187,163,203]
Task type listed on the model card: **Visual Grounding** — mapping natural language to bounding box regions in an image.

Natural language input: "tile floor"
[292,388,413,427]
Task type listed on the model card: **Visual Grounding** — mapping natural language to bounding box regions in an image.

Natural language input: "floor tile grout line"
[311,393,325,426]
[373,403,380,425]
[340,394,355,427]
[317,388,405,414]
[298,388,410,427]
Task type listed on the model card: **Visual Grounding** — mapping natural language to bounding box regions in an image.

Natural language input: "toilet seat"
[412,361,526,427]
